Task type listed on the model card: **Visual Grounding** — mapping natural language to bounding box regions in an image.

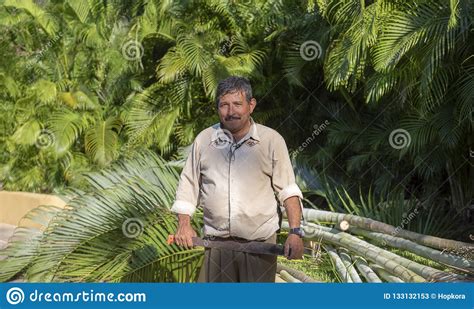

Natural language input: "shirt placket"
[227,139,248,236]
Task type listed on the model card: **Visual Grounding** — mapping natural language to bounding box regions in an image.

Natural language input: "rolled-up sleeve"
[170,141,200,216]
[271,135,303,205]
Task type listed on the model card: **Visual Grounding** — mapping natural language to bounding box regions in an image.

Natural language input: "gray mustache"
[225,116,241,121]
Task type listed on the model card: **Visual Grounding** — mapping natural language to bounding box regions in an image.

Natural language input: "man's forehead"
[219,90,247,102]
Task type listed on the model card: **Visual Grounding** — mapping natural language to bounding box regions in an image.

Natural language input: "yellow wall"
[0,191,66,225]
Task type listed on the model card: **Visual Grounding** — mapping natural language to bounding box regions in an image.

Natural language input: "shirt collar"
[211,117,260,144]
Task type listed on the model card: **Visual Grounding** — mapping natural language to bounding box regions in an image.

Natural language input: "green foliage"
[297,0,473,235]
[0,0,472,281]
[277,253,337,283]
[1,0,304,191]
[0,151,204,282]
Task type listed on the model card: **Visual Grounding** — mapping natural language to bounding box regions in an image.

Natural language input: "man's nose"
[227,105,235,116]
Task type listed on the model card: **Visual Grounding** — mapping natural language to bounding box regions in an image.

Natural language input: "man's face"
[217,90,256,133]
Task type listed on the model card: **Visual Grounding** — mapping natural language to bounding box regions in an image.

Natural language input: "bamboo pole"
[370,264,404,282]
[275,273,287,283]
[301,208,473,251]
[283,222,426,282]
[338,248,363,282]
[279,270,302,283]
[301,222,458,282]
[353,256,382,282]
[324,244,352,282]
[349,227,474,272]
[276,264,320,282]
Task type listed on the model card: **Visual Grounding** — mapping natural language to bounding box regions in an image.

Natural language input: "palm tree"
[125,0,268,154]
[1,151,472,283]
[0,151,204,282]
[300,0,473,226]
[0,0,148,191]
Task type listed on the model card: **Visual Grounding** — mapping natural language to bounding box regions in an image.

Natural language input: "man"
[171,76,305,282]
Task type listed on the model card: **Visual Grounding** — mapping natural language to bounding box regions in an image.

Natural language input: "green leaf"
[66,0,90,23]
[31,80,57,105]
[85,117,122,166]
[11,120,41,145]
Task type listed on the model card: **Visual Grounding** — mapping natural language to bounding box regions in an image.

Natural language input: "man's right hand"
[174,214,197,249]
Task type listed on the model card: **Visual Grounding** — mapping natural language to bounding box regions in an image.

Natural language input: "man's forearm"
[283,196,302,228]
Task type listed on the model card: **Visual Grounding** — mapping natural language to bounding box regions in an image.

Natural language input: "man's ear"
[249,98,257,113]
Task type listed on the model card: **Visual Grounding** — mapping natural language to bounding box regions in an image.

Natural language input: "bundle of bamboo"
[280,208,473,283]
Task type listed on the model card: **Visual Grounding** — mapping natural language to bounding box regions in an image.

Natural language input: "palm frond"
[0,152,204,282]
[84,117,122,166]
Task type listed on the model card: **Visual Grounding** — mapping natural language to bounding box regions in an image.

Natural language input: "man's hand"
[284,234,304,259]
[174,214,197,249]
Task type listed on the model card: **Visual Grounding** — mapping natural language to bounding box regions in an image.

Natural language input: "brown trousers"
[197,233,277,282]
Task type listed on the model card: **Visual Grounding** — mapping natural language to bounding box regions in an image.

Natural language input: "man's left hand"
[284,234,304,260]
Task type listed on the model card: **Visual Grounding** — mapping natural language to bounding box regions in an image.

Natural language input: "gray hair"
[215,76,253,108]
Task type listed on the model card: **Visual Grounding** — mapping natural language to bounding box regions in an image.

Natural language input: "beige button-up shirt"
[171,118,303,240]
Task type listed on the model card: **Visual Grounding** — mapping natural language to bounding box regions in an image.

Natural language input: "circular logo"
[211,128,233,149]
[122,218,144,238]
[35,129,55,149]
[299,40,323,61]
[389,128,411,149]
[121,40,144,61]
[6,287,25,305]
